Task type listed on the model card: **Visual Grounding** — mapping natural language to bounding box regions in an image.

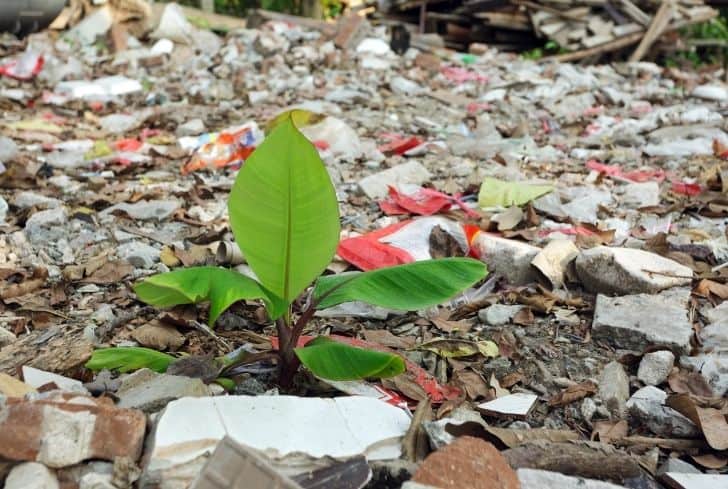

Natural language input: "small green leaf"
[134,266,286,325]
[313,258,487,311]
[265,109,325,134]
[229,111,340,304]
[478,177,553,208]
[85,347,175,373]
[295,337,405,381]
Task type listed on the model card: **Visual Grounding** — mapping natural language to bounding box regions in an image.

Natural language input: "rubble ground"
[0,3,727,489]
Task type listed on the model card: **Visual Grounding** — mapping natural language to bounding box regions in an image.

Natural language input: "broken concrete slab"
[660,472,728,489]
[5,462,60,489]
[116,368,210,413]
[626,386,700,438]
[0,393,146,468]
[477,393,538,419]
[576,246,693,295]
[471,234,540,285]
[592,288,692,354]
[517,468,627,489]
[145,396,410,486]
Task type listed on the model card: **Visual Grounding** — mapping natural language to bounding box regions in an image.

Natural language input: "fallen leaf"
[691,453,728,469]
[485,426,579,448]
[415,338,498,359]
[453,369,491,401]
[130,321,186,351]
[591,420,628,443]
[668,370,714,397]
[383,373,429,401]
[548,380,598,407]
[489,373,509,398]
[430,315,472,333]
[492,206,523,231]
[429,225,466,259]
[478,177,553,208]
[513,307,535,326]
[695,279,728,300]
[81,260,134,284]
[667,393,728,451]
[362,329,415,349]
[500,372,525,388]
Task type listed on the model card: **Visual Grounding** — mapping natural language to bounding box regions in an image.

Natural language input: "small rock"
[692,84,728,102]
[422,407,486,449]
[0,326,16,347]
[626,386,700,438]
[637,350,675,386]
[478,304,525,325]
[412,437,520,489]
[79,472,115,489]
[356,38,392,55]
[592,287,692,353]
[471,234,540,285]
[0,393,146,467]
[620,181,660,208]
[101,200,179,221]
[581,397,597,422]
[25,207,68,232]
[0,135,18,162]
[575,246,692,295]
[176,118,205,137]
[358,161,431,199]
[390,76,424,96]
[116,369,210,413]
[598,361,630,419]
[0,195,7,223]
[14,191,62,209]
[99,114,141,134]
[117,241,159,269]
[518,468,627,489]
[5,462,59,489]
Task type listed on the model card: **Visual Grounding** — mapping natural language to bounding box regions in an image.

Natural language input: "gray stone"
[99,114,141,134]
[79,473,115,489]
[598,361,630,418]
[0,135,18,162]
[176,119,205,137]
[101,200,179,221]
[657,458,701,476]
[693,354,728,397]
[117,241,159,269]
[0,195,6,223]
[620,181,659,208]
[25,207,68,232]
[592,288,692,354]
[5,462,59,489]
[116,369,210,413]
[471,234,540,285]
[0,326,16,347]
[14,192,62,209]
[422,407,486,449]
[358,161,431,199]
[626,386,700,438]
[692,84,728,102]
[581,397,597,422]
[576,246,693,295]
[478,304,525,325]
[518,469,627,489]
[637,350,675,386]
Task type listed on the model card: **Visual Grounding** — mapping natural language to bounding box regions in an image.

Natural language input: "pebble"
[478,304,525,325]
[637,350,675,386]
[598,361,630,419]
[117,241,160,269]
[358,161,431,199]
[116,369,210,413]
[626,386,700,438]
[5,462,59,489]
[471,234,540,285]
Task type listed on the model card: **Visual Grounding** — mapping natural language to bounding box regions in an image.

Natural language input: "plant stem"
[277,302,317,388]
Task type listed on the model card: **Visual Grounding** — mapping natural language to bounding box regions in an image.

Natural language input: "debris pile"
[0,2,727,489]
[376,0,718,61]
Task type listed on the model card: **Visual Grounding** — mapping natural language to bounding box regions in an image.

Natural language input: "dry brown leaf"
[130,321,185,351]
[691,453,728,469]
[485,426,579,448]
[695,279,728,300]
[548,380,597,407]
[667,393,728,451]
[383,373,429,402]
[668,370,714,397]
[591,420,628,443]
[453,369,491,401]
[492,330,519,360]
[81,260,134,284]
[0,267,47,300]
[500,372,525,388]
[513,307,535,326]
[430,316,472,333]
[489,373,510,398]
[363,329,415,349]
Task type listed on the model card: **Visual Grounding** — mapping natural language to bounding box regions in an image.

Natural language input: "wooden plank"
[629,0,674,62]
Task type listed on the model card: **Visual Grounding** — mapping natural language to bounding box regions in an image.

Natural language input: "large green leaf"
[295,337,405,381]
[313,258,487,310]
[85,347,175,373]
[478,177,553,208]
[134,267,286,325]
[229,112,340,304]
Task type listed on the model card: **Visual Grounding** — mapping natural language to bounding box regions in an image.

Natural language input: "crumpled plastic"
[181,122,263,174]
[380,184,478,217]
[0,51,44,80]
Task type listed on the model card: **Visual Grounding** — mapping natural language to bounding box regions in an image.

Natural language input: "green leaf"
[85,347,175,373]
[229,111,340,303]
[265,109,325,134]
[478,177,553,208]
[133,266,286,325]
[313,258,487,310]
[295,337,405,381]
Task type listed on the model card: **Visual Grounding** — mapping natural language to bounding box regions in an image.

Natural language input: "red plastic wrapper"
[671,181,703,196]
[338,217,473,271]
[380,185,479,218]
[586,159,667,183]
[0,52,43,80]
[181,123,261,174]
[378,134,423,155]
